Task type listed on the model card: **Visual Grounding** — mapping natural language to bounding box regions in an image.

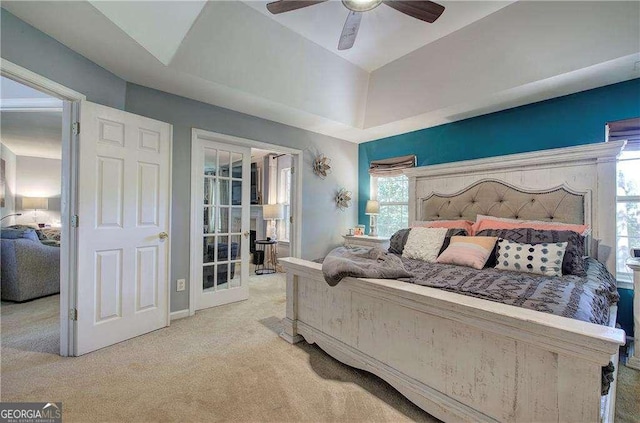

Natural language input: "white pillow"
[494,238,567,277]
[402,227,448,263]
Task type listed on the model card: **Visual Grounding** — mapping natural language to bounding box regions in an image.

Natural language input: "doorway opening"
[189,129,302,316]
[0,75,67,356]
[249,149,294,275]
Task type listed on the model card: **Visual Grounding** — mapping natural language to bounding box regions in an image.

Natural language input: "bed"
[279,141,627,423]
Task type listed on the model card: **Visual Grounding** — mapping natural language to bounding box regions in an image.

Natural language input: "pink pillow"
[471,216,590,236]
[412,219,474,234]
[436,236,498,270]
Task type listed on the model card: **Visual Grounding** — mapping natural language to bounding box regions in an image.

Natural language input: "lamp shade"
[22,197,48,210]
[365,200,380,215]
[263,203,285,220]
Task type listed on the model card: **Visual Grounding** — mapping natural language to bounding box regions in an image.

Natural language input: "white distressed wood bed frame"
[280,141,627,423]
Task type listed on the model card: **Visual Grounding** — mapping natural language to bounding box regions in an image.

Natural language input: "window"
[371,175,409,237]
[616,149,640,284]
[277,167,291,242]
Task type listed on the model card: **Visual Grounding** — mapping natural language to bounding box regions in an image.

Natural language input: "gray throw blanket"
[321,246,413,286]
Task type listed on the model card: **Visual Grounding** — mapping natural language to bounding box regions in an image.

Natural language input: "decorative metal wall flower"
[335,188,352,210]
[313,154,331,179]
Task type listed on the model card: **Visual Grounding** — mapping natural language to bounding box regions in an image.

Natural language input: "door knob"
[243,231,250,238]
[159,232,169,240]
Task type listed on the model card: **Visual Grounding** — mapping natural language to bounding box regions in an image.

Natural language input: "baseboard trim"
[170,309,190,321]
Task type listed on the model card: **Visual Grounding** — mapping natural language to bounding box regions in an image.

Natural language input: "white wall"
[0,143,17,224]
[14,156,61,226]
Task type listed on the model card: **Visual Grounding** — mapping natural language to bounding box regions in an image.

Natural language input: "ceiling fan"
[266,0,445,50]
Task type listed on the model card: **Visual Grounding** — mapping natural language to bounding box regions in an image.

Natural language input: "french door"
[191,139,250,310]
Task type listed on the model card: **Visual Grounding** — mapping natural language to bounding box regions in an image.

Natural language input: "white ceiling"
[242,1,514,71]
[3,1,639,144]
[1,77,62,159]
[88,1,207,66]
[0,111,63,159]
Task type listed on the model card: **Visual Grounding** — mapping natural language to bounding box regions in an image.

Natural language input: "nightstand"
[626,258,640,370]
[342,235,390,251]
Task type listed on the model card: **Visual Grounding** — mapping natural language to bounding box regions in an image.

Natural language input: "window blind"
[608,117,640,150]
[368,154,416,177]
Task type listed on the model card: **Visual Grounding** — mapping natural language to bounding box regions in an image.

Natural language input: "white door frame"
[189,128,303,316]
[1,58,85,357]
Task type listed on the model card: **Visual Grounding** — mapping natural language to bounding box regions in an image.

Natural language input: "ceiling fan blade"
[383,1,445,23]
[338,11,362,51]
[266,0,328,14]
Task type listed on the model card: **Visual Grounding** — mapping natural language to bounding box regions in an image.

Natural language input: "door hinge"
[72,122,80,136]
[291,166,295,174]
[289,216,293,224]
[69,308,78,321]
[71,215,79,228]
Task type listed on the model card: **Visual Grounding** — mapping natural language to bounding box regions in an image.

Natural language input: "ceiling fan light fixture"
[342,0,382,13]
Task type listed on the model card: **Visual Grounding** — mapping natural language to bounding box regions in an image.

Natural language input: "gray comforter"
[322,246,413,287]
[322,246,617,325]
[399,256,618,325]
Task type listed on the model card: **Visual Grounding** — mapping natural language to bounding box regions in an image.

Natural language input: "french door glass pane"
[204,177,216,206]
[217,264,230,290]
[218,207,229,233]
[230,235,242,260]
[203,207,215,234]
[231,208,242,233]
[219,150,230,177]
[203,236,216,264]
[219,179,230,206]
[203,265,216,292]
[232,153,242,178]
[231,181,242,206]
[204,148,217,176]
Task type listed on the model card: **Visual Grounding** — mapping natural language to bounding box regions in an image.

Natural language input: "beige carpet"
[1,274,638,423]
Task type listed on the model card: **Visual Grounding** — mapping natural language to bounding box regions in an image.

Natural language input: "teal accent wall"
[359,78,640,227]
[359,78,640,335]
[618,288,634,336]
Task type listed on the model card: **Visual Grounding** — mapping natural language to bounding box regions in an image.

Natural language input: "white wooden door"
[191,139,250,310]
[76,101,172,355]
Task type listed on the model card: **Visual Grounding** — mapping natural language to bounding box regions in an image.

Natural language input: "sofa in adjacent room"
[0,227,60,302]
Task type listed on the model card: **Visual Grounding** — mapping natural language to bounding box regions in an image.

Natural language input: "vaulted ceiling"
[3,1,639,143]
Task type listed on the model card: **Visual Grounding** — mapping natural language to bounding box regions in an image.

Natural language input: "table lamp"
[22,197,48,224]
[263,203,285,241]
[365,200,380,237]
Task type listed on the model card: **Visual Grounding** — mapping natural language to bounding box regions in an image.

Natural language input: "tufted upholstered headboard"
[419,179,585,224]
[402,141,626,274]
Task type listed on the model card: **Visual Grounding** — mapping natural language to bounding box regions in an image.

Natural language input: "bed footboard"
[280,257,625,423]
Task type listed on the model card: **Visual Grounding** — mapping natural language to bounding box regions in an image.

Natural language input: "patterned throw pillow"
[390,228,467,255]
[436,236,498,269]
[476,228,586,276]
[402,227,448,263]
[495,238,567,277]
